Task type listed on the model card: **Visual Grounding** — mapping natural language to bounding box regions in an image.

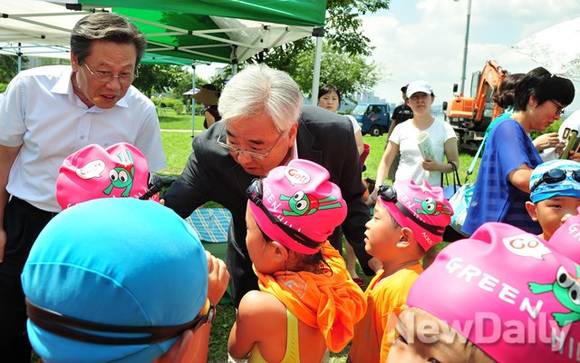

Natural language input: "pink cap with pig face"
[408,222,580,363]
[548,208,580,263]
[379,179,453,251]
[247,159,347,255]
[56,143,153,210]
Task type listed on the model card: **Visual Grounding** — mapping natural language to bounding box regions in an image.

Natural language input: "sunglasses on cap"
[378,185,445,236]
[530,168,580,193]
[26,298,214,345]
[246,178,321,249]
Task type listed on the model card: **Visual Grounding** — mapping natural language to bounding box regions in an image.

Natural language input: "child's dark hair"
[318,85,342,104]
[513,67,575,111]
[260,228,329,273]
[493,73,525,109]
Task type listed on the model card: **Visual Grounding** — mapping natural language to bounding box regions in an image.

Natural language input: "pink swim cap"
[56,143,152,209]
[378,179,452,250]
[408,223,580,362]
[548,208,580,263]
[247,159,347,255]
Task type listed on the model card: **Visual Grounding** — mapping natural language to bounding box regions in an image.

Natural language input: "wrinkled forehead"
[225,114,279,141]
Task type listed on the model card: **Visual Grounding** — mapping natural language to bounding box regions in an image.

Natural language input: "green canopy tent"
[1,0,328,133]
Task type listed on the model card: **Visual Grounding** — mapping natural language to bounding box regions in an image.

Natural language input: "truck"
[443,60,507,152]
[351,103,391,136]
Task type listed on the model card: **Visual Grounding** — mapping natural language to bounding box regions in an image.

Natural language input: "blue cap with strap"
[529,159,580,203]
[21,198,208,363]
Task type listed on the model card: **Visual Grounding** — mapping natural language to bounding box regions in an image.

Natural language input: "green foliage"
[133,64,198,98]
[325,0,390,56]
[293,44,379,96]
[152,96,185,115]
[252,0,389,68]
[0,83,6,93]
[0,55,26,84]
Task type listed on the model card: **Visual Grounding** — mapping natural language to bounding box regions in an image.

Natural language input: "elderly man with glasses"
[0,13,165,361]
[164,64,375,307]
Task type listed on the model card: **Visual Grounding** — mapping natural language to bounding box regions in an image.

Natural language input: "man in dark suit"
[163,65,374,306]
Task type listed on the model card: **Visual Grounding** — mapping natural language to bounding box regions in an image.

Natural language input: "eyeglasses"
[378,185,445,236]
[549,100,565,116]
[217,130,286,160]
[530,168,580,192]
[246,178,320,249]
[83,63,137,84]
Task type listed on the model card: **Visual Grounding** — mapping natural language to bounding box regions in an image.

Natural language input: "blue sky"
[362,0,580,112]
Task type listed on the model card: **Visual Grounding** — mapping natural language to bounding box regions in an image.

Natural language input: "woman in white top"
[374,81,459,193]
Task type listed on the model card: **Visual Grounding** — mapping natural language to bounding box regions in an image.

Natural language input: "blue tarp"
[186,208,232,243]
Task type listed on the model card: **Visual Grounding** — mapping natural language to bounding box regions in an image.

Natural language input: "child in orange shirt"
[228,159,367,362]
[349,180,452,363]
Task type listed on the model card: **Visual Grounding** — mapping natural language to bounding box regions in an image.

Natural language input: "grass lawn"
[158,114,481,362]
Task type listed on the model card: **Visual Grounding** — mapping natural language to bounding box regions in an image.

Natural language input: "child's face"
[245,209,282,274]
[526,197,580,240]
[364,202,402,260]
[387,308,494,363]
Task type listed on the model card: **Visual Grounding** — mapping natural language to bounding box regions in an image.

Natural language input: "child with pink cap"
[56,142,159,209]
[228,159,367,362]
[389,223,580,363]
[349,179,453,363]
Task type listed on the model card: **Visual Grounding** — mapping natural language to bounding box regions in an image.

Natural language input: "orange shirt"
[348,263,422,363]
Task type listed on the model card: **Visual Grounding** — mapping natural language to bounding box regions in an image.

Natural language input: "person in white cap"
[372,80,459,198]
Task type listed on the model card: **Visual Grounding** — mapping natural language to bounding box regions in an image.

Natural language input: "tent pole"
[17,42,22,73]
[191,64,196,138]
[310,28,324,105]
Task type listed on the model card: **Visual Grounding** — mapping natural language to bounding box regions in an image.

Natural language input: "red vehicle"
[443,60,507,152]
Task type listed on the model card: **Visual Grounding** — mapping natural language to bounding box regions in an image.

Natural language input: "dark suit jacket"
[164,106,372,275]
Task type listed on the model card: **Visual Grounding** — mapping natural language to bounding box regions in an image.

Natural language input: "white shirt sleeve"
[0,74,27,147]
[346,115,362,133]
[443,121,458,141]
[389,122,404,145]
[134,100,167,172]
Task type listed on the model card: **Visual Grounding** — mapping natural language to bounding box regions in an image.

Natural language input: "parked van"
[351,103,391,136]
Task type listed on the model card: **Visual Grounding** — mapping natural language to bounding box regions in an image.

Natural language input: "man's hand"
[206,251,230,306]
[0,229,6,263]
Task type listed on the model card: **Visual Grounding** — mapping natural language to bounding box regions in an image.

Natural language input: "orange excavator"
[443,60,507,152]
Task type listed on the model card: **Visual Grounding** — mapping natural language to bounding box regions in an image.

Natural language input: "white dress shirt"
[0,65,166,212]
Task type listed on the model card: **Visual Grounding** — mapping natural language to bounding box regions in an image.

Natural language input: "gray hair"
[71,13,146,65]
[218,65,303,132]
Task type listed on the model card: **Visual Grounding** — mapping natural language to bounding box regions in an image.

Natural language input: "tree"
[243,0,388,98]
[133,64,194,98]
[294,44,379,97]
[0,55,27,85]
[253,0,389,68]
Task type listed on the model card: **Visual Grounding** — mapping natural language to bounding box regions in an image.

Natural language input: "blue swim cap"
[529,159,580,203]
[21,198,208,363]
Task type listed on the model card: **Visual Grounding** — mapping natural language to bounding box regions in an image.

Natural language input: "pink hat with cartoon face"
[548,208,580,263]
[408,222,580,363]
[246,159,347,255]
[378,179,452,250]
[56,143,153,209]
